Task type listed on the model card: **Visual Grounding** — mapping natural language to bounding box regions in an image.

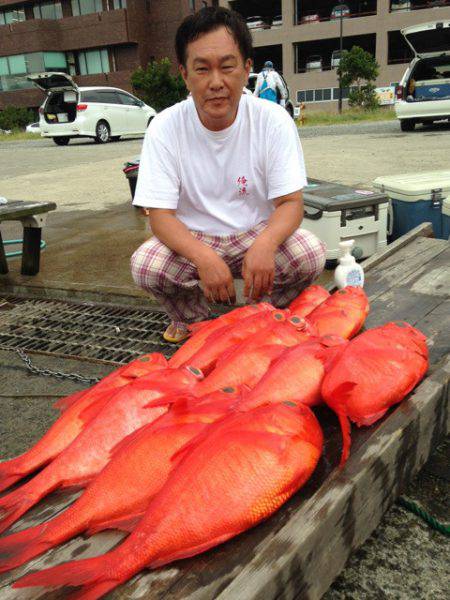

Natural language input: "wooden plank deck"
[0,224,449,600]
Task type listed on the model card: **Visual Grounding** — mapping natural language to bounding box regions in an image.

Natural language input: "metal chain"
[0,344,100,385]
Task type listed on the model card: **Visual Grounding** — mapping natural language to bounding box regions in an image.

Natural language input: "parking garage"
[294,33,376,73]
[228,0,281,28]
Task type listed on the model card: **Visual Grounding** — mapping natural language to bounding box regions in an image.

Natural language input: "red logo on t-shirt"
[237,176,249,196]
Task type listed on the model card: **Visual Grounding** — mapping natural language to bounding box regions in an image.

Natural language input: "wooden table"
[0,200,56,276]
[0,224,448,599]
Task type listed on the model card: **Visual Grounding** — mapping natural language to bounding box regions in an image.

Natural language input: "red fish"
[0,353,167,493]
[306,286,369,339]
[239,336,348,411]
[289,285,330,318]
[15,401,323,599]
[194,317,316,396]
[0,389,240,573]
[168,303,273,368]
[186,310,288,375]
[0,367,201,534]
[321,322,429,465]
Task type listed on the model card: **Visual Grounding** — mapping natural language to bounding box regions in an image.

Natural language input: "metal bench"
[0,200,56,276]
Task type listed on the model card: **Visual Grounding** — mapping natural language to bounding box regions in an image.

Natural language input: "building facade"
[0,0,218,111]
[1,0,449,112]
[220,0,450,110]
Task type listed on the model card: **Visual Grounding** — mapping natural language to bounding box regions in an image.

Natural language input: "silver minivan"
[28,72,156,145]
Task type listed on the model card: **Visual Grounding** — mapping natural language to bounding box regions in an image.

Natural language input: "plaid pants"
[130,222,326,323]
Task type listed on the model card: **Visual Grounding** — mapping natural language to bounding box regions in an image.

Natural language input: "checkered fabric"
[131,221,326,323]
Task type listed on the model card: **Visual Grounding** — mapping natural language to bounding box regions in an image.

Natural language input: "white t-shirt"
[133,94,307,235]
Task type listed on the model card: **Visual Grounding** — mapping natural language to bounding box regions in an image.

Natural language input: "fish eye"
[222,386,236,393]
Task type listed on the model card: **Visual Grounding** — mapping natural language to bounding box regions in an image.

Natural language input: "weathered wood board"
[0,224,448,600]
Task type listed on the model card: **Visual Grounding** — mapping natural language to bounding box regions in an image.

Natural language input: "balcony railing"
[297,10,377,25]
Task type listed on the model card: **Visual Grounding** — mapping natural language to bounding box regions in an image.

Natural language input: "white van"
[395,20,450,131]
[28,72,156,145]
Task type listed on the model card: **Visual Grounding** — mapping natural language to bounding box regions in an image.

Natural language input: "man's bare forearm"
[255,191,304,250]
[148,209,214,265]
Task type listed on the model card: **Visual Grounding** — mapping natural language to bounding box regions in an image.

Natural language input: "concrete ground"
[0,120,449,598]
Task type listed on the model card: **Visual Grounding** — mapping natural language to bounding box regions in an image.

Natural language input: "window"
[323,88,332,101]
[297,90,306,102]
[0,51,68,92]
[71,0,102,16]
[77,48,110,75]
[0,7,26,25]
[80,90,102,102]
[117,91,139,105]
[314,89,323,102]
[189,0,195,10]
[113,0,126,7]
[96,90,121,103]
[305,90,314,102]
[44,51,67,70]
[33,1,63,19]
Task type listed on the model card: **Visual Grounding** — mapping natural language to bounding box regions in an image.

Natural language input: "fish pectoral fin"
[86,512,144,535]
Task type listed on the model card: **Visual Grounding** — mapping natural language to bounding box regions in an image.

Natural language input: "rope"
[4,238,46,258]
[397,496,450,537]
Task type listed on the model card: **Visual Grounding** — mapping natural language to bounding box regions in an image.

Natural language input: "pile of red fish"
[0,285,429,599]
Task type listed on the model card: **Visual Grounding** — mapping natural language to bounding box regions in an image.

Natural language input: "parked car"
[300,13,321,24]
[246,16,269,31]
[26,122,40,134]
[395,20,450,131]
[330,4,351,19]
[427,0,447,7]
[331,50,342,68]
[305,55,323,71]
[272,15,283,27]
[246,72,300,118]
[391,0,411,11]
[27,72,156,145]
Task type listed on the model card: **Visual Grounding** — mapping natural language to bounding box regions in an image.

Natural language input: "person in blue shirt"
[253,61,288,106]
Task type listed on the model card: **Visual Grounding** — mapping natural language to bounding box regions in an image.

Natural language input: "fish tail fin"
[0,476,55,534]
[14,556,118,600]
[338,412,352,467]
[0,522,49,573]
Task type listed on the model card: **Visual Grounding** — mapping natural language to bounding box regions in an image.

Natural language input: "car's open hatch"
[27,72,78,92]
[402,21,450,59]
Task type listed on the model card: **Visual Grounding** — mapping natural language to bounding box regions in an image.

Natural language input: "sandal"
[163,322,191,344]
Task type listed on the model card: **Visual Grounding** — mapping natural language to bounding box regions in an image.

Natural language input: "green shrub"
[338,47,380,110]
[131,58,188,113]
[348,84,379,111]
[0,106,34,130]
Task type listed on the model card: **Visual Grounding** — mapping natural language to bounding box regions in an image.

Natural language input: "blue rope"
[4,238,47,258]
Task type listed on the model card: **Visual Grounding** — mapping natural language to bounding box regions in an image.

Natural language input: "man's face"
[180,26,252,131]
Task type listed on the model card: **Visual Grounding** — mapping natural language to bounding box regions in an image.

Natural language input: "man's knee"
[130,239,168,290]
[277,229,326,282]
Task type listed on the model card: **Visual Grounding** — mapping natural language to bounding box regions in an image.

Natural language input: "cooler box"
[442,197,450,240]
[373,171,450,241]
[301,179,389,261]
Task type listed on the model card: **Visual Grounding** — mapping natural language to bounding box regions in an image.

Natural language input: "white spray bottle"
[334,239,364,289]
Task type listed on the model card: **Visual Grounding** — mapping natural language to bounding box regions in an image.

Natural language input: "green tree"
[131,58,188,113]
[0,106,34,130]
[337,46,380,110]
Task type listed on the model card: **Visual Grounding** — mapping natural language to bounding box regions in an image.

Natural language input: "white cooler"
[301,179,389,261]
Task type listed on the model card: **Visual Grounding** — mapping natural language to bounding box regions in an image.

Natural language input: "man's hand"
[196,250,236,304]
[242,239,276,302]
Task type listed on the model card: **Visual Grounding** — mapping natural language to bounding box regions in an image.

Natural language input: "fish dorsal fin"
[214,343,242,368]
[78,389,118,425]
[53,389,87,412]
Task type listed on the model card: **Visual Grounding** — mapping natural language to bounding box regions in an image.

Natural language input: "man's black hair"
[175,6,253,68]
